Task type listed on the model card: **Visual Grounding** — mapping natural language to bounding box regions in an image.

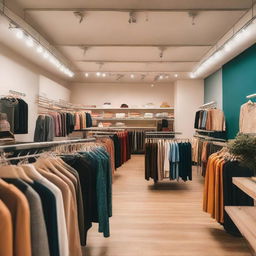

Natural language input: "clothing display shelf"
[93,117,175,121]
[80,127,157,131]
[225,176,256,254]
[193,134,227,142]
[37,95,92,112]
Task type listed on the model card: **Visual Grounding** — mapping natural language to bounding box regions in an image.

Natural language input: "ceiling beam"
[24,7,248,12]
[75,60,197,63]
[56,44,212,47]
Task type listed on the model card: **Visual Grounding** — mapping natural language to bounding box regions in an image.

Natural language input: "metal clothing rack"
[0,138,96,153]
[145,131,182,138]
[246,93,256,99]
[193,134,227,142]
[199,101,217,109]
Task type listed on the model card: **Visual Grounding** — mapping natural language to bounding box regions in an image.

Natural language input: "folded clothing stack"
[115,113,126,118]
[115,122,125,127]
[129,112,141,118]
[103,112,114,118]
[155,112,169,118]
[144,113,154,118]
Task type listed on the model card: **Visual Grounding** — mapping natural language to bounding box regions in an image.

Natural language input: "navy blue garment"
[86,113,92,127]
[28,181,60,256]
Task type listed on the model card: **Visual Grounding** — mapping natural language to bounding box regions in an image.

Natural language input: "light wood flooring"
[84,155,251,256]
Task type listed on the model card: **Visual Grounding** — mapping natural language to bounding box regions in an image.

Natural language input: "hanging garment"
[239,101,256,133]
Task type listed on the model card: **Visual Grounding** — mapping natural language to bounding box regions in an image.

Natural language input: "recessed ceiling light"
[85,73,89,77]
[174,74,178,78]
[151,84,154,87]
[96,72,101,77]
[130,74,135,79]
[159,75,164,80]
[102,73,106,77]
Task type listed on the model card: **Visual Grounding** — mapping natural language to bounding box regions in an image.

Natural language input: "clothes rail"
[0,153,44,162]
[199,101,216,109]
[246,93,256,99]
[193,134,227,142]
[0,138,96,152]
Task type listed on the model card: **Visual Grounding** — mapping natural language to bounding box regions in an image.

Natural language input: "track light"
[43,51,49,59]
[73,11,85,23]
[128,11,137,24]
[36,46,43,53]
[16,29,24,39]
[26,37,34,47]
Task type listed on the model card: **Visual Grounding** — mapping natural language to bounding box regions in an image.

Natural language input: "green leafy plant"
[228,133,256,172]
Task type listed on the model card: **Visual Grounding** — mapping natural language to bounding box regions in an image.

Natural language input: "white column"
[174,79,204,138]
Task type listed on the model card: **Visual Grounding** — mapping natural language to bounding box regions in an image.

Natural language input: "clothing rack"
[193,134,226,142]
[0,138,96,153]
[246,93,256,99]
[199,101,217,109]
[145,131,182,138]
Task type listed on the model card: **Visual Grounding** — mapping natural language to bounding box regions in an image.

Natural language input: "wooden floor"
[83,155,251,256]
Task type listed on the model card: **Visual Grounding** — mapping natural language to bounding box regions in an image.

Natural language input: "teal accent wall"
[204,69,222,109]
[223,43,256,139]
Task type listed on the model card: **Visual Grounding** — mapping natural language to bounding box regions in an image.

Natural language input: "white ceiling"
[1,0,253,83]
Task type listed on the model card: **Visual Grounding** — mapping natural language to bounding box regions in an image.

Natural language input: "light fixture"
[128,11,137,24]
[16,29,24,39]
[174,74,178,78]
[190,73,196,79]
[159,75,164,80]
[26,37,34,47]
[165,75,169,79]
[85,73,89,77]
[96,72,101,77]
[192,17,256,78]
[130,74,135,79]
[43,51,49,59]
[151,84,154,87]
[12,26,74,77]
[36,46,43,53]
[102,73,106,77]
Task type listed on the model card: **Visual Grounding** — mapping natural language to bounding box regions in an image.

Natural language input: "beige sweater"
[239,101,256,133]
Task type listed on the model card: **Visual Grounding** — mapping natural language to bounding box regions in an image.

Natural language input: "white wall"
[39,76,70,101]
[0,43,71,142]
[174,80,204,138]
[71,83,174,107]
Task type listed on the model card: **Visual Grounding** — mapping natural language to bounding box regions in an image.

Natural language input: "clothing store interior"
[1,0,256,256]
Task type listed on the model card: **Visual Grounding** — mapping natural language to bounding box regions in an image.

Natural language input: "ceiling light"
[102,73,106,77]
[43,51,49,59]
[174,74,178,78]
[26,37,34,47]
[130,74,135,79]
[190,73,196,79]
[151,84,154,87]
[73,11,85,23]
[96,72,101,77]
[165,75,169,79]
[16,29,24,39]
[159,75,164,80]
[85,73,89,77]
[36,46,43,53]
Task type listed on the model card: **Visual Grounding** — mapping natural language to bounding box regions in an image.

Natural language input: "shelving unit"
[224,177,256,255]
[86,107,175,129]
